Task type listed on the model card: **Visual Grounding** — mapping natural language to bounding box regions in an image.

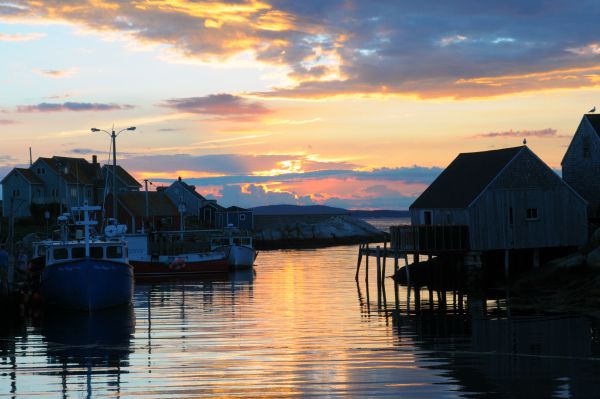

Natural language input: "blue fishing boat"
[38,205,134,311]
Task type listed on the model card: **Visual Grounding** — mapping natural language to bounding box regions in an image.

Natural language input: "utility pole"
[143,179,149,233]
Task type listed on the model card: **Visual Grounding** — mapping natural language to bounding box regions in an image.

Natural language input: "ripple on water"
[2,245,600,397]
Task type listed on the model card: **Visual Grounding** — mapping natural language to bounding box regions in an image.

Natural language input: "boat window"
[107,245,123,259]
[72,247,85,258]
[37,246,46,257]
[53,248,68,260]
[90,246,103,259]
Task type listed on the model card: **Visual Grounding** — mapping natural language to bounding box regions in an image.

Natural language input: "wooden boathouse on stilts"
[356,145,588,304]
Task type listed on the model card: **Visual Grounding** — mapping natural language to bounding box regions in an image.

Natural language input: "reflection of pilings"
[376,246,382,308]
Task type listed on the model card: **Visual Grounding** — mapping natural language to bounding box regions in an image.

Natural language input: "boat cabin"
[34,241,129,266]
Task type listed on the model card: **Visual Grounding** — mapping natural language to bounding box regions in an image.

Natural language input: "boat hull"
[227,245,256,269]
[131,253,229,279]
[41,258,134,311]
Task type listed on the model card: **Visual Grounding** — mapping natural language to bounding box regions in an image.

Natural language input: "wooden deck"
[390,225,469,253]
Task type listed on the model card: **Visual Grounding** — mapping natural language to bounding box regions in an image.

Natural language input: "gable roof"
[117,191,178,216]
[200,201,224,211]
[223,206,250,212]
[172,179,206,201]
[15,168,43,185]
[37,156,101,185]
[410,146,524,209]
[584,114,600,136]
[102,165,142,188]
[1,167,44,185]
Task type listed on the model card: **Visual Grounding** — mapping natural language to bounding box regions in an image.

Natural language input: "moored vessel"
[37,205,134,311]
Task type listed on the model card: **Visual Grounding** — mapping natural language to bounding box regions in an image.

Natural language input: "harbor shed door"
[423,211,432,225]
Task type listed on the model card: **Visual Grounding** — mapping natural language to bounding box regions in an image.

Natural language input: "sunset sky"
[2,1,599,209]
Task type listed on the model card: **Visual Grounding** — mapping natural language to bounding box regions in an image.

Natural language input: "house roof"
[118,191,178,216]
[410,146,524,209]
[103,165,142,188]
[224,206,250,212]
[584,114,600,135]
[15,168,43,184]
[173,179,206,201]
[37,156,101,185]
[200,201,224,211]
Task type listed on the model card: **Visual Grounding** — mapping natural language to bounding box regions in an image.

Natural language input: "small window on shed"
[525,208,539,221]
[90,246,103,259]
[53,248,68,260]
[240,214,246,221]
[583,135,591,159]
[107,246,123,259]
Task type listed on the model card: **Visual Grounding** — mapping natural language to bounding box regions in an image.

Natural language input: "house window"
[36,167,45,175]
[583,135,591,159]
[161,217,173,226]
[70,187,77,198]
[12,189,20,197]
[525,208,539,221]
[51,189,58,198]
[87,190,92,198]
[240,214,246,221]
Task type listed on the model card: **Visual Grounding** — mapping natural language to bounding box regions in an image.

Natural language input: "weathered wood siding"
[409,208,469,225]
[562,117,600,218]
[469,150,587,250]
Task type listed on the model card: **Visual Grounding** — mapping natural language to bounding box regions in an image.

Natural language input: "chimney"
[92,155,97,165]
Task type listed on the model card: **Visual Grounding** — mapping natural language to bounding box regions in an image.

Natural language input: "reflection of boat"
[42,305,135,364]
[36,205,134,311]
[124,233,230,278]
[211,229,257,269]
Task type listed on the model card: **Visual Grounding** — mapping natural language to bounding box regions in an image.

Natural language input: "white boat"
[211,229,257,269]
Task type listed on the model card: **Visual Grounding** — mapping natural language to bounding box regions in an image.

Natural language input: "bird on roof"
[523,138,527,145]
[589,106,596,113]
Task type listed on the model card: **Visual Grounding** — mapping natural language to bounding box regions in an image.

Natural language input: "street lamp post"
[91,126,136,220]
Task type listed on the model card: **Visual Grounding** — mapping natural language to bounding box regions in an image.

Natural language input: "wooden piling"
[504,249,509,279]
[355,243,363,281]
[376,246,382,308]
[394,251,400,312]
[365,243,369,284]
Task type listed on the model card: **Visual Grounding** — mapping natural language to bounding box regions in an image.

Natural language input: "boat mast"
[73,203,101,257]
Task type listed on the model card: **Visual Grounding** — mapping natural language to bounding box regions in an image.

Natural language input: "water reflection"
[366,278,600,398]
[42,306,135,398]
[2,249,600,398]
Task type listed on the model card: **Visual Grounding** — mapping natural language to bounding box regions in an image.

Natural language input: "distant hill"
[251,204,349,216]
[348,209,410,218]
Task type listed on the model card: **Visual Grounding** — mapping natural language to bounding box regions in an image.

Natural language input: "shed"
[115,191,180,233]
[562,113,600,219]
[409,146,587,251]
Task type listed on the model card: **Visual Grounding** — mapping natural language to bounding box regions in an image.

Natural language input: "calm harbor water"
[2,233,600,397]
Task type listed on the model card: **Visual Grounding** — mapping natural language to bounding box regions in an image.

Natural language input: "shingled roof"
[175,178,206,201]
[103,165,142,188]
[38,156,101,185]
[410,146,524,209]
[14,168,43,185]
[584,114,600,135]
[117,191,178,216]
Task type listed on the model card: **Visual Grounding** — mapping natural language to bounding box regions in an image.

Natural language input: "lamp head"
[127,126,136,131]
[91,128,100,132]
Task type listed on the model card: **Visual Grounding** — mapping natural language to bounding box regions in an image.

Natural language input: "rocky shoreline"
[253,214,386,250]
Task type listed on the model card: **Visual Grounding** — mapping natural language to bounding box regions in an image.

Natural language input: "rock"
[547,252,586,269]
[587,247,600,268]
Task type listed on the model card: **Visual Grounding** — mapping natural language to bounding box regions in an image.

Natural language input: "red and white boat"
[124,233,229,279]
